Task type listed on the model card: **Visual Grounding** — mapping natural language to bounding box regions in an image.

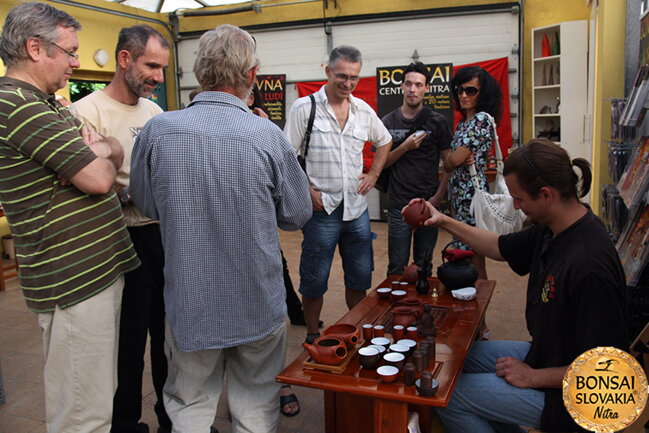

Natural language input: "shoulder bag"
[297,94,316,172]
[468,113,526,235]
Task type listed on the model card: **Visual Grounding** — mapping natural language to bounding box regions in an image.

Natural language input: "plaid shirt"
[284,85,391,221]
[130,91,311,351]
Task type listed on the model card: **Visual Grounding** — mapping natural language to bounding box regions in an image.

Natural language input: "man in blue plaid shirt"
[130,24,311,433]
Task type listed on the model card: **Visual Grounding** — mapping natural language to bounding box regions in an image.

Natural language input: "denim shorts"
[299,206,373,299]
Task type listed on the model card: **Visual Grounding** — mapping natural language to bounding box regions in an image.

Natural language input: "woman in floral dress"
[443,66,502,280]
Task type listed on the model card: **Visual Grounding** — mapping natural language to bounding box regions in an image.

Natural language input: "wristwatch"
[118,187,131,205]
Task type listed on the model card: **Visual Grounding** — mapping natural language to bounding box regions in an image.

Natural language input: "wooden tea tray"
[303,340,364,374]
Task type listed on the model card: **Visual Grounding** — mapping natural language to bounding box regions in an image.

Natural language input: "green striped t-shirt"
[0,77,140,312]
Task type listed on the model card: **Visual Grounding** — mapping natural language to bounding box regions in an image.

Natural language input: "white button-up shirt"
[284,85,391,221]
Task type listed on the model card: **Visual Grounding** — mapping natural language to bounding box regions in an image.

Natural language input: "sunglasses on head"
[455,85,480,97]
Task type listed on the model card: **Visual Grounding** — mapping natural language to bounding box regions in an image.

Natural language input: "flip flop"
[289,315,324,328]
[304,332,320,344]
[279,385,300,417]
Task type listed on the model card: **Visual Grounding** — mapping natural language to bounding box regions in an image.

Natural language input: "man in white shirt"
[284,45,392,343]
[70,25,172,433]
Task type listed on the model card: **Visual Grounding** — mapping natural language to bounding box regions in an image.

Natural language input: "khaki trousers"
[38,277,124,433]
[163,322,286,433]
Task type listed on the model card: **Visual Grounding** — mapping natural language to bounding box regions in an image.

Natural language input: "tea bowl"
[370,337,391,350]
[415,378,439,397]
[358,346,381,369]
[390,290,407,302]
[377,287,392,299]
[383,352,405,370]
[377,365,399,383]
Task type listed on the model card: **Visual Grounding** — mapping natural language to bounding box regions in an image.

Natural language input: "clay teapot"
[402,198,431,230]
[395,299,424,318]
[436,241,478,291]
[391,306,418,328]
[401,263,419,283]
[303,336,348,365]
[322,324,360,348]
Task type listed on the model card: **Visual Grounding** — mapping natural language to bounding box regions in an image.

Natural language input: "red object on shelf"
[541,33,551,57]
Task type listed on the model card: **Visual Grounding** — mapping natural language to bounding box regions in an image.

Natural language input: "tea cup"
[358,347,381,369]
[383,352,405,370]
[377,365,399,383]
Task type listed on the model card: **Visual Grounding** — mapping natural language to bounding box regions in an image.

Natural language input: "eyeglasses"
[333,72,360,83]
[49,42,79,62]
[455,85,480,97]
[34,36,79,63]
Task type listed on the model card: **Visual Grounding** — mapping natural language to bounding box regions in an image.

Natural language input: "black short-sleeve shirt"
[381,108,452,208]
[498,209,628,432]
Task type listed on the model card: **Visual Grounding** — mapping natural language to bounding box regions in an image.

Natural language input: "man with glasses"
[380,62,452,277]
[0,3,140,432]
[284,45,392,344]
[70,25,172,433]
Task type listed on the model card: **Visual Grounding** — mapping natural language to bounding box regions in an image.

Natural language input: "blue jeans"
[435,341,544,433]
[387,207,438,276]
[299,206,373,298]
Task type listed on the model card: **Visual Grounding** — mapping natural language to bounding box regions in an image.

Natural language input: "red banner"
[295,57,512,160]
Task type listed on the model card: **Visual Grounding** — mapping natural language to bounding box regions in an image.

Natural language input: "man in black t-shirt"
[381,62,452,276]
[414,139,627,433]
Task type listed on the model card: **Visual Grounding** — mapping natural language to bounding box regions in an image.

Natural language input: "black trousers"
[112,224,171,432]
[282,251,303,323]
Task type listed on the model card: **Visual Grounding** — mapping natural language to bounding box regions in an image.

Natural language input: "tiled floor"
[0,222,530,433]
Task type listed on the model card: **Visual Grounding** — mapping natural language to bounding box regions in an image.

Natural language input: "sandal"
[304,332,320,344]
[279,385,300,417]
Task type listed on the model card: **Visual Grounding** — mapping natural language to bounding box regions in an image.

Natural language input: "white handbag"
[468,114,526,235]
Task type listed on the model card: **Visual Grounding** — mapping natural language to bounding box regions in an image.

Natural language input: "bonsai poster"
[376,63,453,126]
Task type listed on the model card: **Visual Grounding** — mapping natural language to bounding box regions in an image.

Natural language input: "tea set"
[303,292,442,396]
[359,323,439,396]
[302,230,481,398]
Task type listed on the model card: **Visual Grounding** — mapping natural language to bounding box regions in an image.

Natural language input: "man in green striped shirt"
[0,3,140,432]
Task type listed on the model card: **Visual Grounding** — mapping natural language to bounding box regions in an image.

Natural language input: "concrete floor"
[0,222,530,433]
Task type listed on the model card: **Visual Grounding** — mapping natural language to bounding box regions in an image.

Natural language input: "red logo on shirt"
[541,275,556,303]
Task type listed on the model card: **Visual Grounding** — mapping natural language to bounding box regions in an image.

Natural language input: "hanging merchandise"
[541,33,551,57]
[551,31,560,55]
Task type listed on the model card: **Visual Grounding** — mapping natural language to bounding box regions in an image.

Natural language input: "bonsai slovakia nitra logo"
[563,347,648,432]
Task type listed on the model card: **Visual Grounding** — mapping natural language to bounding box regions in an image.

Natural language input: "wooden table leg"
[324,391,336,433]
[324,390,409,433]
[373,398,408,433]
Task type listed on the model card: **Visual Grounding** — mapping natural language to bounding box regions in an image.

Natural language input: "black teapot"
[436,241,478,291]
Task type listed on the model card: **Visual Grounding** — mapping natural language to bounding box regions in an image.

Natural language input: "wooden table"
[277,277,495,433]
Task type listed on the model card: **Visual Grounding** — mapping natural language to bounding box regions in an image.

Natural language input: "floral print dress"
[449,112,494,248]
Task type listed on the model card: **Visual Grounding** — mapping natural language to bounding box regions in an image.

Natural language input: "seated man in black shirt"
[415,138,627,433]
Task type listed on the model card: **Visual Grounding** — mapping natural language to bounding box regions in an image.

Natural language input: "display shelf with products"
[608,66,649,303]
[531,20,588,160]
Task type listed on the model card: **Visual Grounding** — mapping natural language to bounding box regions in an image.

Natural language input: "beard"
[404,96,424,109]
[124,66,157,98]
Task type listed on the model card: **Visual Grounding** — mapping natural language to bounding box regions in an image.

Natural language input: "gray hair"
[193,24,258,97]
[328,45,362,68]
[0,2,81,68]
